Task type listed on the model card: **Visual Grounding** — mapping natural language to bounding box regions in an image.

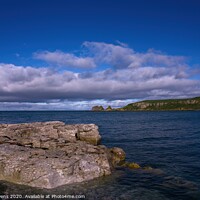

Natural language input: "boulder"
[0,121,125,189]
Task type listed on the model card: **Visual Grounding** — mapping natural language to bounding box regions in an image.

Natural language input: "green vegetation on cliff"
[122,97,200,111]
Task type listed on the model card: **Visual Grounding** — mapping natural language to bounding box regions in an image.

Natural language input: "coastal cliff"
[92,97,200,111]
[0,121,125,189]
[122,97,200,111]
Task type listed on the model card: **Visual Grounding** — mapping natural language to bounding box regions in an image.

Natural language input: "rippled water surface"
[0,111,200,199]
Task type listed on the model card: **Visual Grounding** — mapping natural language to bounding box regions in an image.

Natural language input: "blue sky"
[0,0,200,110]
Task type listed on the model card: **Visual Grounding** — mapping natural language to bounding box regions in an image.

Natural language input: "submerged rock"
[126,162,141,169]
[0,121,125,189]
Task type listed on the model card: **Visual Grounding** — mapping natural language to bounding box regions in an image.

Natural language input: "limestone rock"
[0,121,125,189]
[76,124,101,145]
[0,122,100,149]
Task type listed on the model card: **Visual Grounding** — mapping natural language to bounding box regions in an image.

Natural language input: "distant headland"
[92,97,200,111]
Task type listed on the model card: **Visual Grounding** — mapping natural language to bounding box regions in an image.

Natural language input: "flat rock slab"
[0,121,125,189]
[0,121,101,147]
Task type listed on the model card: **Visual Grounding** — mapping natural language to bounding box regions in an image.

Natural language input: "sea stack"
[91,106,104,111]
[0,121,125,189]
[106,106,113,111]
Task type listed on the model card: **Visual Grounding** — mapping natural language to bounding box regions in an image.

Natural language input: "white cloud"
[83,41,135,68]
[33,50,96,69]
[0,62,199,103]
[82,41,187,68]
[33,42,188,70]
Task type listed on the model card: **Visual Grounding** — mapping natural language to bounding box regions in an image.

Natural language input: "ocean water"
[0,111,200,200]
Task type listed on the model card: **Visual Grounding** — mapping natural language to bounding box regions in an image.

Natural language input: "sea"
[0,111,199,200]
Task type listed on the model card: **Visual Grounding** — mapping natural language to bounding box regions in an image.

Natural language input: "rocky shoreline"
[0,121,125,189]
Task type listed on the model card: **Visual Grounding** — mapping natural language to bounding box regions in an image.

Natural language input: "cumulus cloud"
[0,63,199,103]
[0,41,200,110]
[82,41,187,68]
[33,51,96,69]
[33,42,187,70]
